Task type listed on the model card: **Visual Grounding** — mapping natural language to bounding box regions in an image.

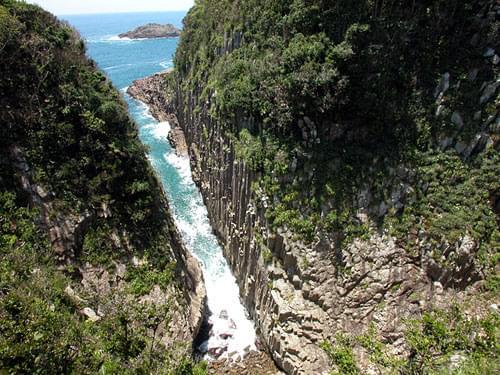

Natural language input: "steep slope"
[0,1,205,373]
[133,0,499,373]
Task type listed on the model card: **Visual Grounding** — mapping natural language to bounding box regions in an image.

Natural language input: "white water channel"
[65,11,257,358]
[135,106,257,360]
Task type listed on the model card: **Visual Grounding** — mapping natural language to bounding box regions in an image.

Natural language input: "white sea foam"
[85,35,131,43]
[108,35,131,41]
[173,214,257,359]
[137,101,155,120]
[141,122,171,146]
[150,121,171,140]
[134,100,257,360]
[204,271,257,358]
[175,217,198,246]
[164,149,257,359]
[104,63,134,71]
[164,152,192,185]
[159,60,173,69]
[86,35,150,44]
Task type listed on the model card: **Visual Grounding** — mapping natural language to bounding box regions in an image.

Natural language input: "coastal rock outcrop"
[119,23,180,39]
[127,71,188,156]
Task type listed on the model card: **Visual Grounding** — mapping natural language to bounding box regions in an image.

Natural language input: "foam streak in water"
[166,150,256,358]
[138,115,256,360]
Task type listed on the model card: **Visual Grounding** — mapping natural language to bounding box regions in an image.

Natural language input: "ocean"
[62,12,256,359]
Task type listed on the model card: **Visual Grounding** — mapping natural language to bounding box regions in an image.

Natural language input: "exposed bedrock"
[119,23,181,39]
[128,53,498,373]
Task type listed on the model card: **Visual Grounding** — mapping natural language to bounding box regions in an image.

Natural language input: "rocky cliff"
[0,2,205,373]
[127,70,188,158]
[130,1,499,374]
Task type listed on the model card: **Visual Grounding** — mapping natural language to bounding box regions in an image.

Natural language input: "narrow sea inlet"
[64,11,256,359]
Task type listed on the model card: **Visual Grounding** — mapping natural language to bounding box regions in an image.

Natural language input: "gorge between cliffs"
[125,81,259,360]
[1,1,498,374]
[71,16,261,364]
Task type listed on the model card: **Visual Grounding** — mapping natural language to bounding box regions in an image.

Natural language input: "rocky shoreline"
[208,351,282,374]
[127,70,187,157]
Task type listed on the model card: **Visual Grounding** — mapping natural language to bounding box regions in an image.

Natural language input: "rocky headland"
[128,70,188,156]
[119,23,181,39]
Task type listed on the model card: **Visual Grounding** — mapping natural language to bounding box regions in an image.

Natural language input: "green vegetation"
[0,190,203,373]
[175,0,498,275]
[174,0,499,371]
[124,262,176,296]
[0,0,174,268]
[321,334,360,375]
[261,246,273,265]
[385,148,499,270]
[0,1,205,373]
[321,308,499,374]
[405,307,499,374]
[356,324,404,372]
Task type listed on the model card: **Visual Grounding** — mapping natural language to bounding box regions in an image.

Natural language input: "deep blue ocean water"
[63,12,256,358]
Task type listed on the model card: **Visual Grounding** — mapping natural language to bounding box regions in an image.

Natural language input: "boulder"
[480,80,500,104]
[483,47,495,57]
[81,307,100,322]
[451,111,464,129]
[434,72,450,98]
[208,346,228,359]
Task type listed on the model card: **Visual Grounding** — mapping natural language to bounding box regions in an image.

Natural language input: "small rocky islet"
[118,23,181,39]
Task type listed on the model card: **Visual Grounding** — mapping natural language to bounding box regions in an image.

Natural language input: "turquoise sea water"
[63,12,256,358]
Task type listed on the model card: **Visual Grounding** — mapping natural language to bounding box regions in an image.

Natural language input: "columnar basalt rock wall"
[175,93,497,374]
[128,7,500,364]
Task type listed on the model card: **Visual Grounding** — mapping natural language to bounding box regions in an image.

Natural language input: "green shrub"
[124,262,176,296]
[405,308,499,374]
[321,334,360,375]
[261,246,273,264]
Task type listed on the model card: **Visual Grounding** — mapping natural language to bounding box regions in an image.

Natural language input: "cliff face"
[180,70,497,373]
[131,1,499,374]
[0,2,205,373]
[10,143,205,348]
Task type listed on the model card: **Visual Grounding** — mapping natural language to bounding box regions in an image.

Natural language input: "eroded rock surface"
[128,71,187,157]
